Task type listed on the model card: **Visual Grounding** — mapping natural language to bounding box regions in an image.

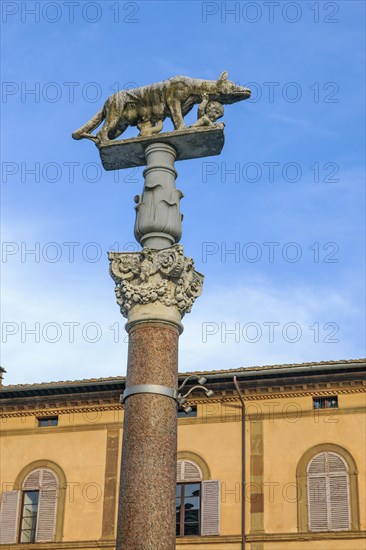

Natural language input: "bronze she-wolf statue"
[72,71,251,144]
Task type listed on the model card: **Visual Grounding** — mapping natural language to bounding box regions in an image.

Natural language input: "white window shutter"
[0,490,21,543]
[308,476,328,531]
[35,469,58,543]
[328,453,346,473]
[177,461,183,483]
[201,480,220,536]
[307,452,351,532]
[23,469,41,490]
[177,460,202,482]
[329,475,350,530]
[308,453,326,475]
[184,461,201,482]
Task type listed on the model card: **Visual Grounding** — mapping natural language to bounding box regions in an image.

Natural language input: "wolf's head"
[214,71,251,104]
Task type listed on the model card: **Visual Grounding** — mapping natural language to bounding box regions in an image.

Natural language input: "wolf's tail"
[72,107,105,140]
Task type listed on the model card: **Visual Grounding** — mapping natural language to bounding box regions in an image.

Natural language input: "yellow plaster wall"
[0,425,107,541]
[0,389,365,546]
[261,393,366,534]
[0,408,122,431]
[61,430,106,541]
[178,412,242,537]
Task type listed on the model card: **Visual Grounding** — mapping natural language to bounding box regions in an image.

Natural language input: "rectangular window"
[176,482,200,537]
[19,491,39,543]
[313,397,338,409]
[177,407,197,418]
[37,416,58,427]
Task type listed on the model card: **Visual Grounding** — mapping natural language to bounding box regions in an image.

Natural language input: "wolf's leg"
[96,123,110,143]
[167,100,186,131]
[79,133,100,143]
[97,102,122,143]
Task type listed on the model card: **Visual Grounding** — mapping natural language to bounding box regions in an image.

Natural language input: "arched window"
[176,458,219,537]
[20,468,58,542]
[296,444,360,533]
[307,452,350,531]
[0,466,60,544]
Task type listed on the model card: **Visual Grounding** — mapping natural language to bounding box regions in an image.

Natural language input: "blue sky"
[1,0,365,384]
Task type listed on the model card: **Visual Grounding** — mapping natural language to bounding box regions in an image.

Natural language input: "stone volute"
[109,244,203,332]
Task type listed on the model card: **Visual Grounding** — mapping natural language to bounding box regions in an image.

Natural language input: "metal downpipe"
[233,375,245,550]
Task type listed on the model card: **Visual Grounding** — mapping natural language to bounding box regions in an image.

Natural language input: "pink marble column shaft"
[116,321,179,550]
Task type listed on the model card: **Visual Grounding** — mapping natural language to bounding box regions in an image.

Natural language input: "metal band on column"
[121,384,178,403]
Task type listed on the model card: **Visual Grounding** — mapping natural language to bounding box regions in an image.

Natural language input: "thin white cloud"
[2,262,363,385]
[179,280,363,372]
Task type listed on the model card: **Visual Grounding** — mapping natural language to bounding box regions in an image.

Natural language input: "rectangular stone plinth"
[98,125,225,170]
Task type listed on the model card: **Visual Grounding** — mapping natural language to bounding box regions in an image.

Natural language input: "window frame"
[176,457,220,537]
[312,396,338,409]
[37,416,58,427]
[176,481,201,537]
[307,452,350,532]
[14,461,66,543]
[296,444,360,533]
[19,490,40,543]
[177,407,197,418]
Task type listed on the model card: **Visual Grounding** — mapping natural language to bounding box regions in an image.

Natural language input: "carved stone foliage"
[133,143,183,250]
[134,184,183,247]
[108,245,203,318]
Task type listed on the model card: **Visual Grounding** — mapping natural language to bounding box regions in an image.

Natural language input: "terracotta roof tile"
[189,358,366,376]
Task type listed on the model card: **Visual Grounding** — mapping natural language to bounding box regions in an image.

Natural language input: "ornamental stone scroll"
[109,244,204,329]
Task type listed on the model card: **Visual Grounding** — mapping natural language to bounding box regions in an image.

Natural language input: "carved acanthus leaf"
[108,245,203,318]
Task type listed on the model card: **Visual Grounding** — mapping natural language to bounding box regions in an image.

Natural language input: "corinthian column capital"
[109,244,204,330]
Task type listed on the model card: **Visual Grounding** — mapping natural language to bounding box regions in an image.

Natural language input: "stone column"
[109,245,203,550]
[71,71,248,550]
[117,321,179,550]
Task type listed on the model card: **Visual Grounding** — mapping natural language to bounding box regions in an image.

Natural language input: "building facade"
[0,359,365,549]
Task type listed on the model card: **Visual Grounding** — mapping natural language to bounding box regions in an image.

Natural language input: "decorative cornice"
[240,385,366,401]
[2,359,364,391]
[188,384,366,404]
[1,383,365,418]
[108,244,203,318]
[0,404,123,419]
[2,404,364,430]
